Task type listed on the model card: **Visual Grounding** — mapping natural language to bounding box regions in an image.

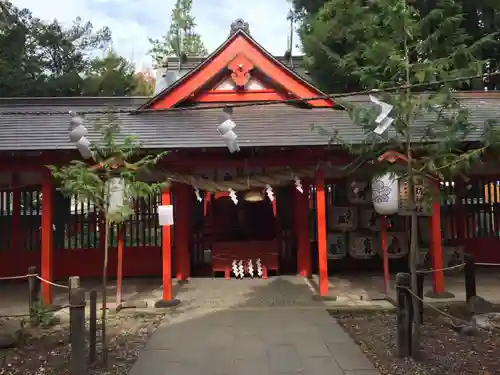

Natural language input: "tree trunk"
[410,208,420,357]
[101,217,110,365]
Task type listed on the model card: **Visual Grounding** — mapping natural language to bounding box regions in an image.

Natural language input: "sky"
[11,0,302,71]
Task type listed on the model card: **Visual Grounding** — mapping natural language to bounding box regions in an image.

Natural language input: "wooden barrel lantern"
[359,208,380,231]
[329,206,358,232]
[327,233,347,259]
[443,246,465,273]
[347,179,371,205]
[379,232,409,259]
[348,232,379,259]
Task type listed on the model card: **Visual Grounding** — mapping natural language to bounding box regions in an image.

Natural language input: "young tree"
[49,111,166,364]
[313,0,500,356]
[148,0,208,66]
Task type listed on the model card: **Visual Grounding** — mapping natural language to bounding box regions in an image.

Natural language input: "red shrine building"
[0,19,499,305]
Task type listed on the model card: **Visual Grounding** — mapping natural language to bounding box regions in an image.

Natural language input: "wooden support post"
[41,170,53,305]
[116,226,124,306]
[175,184,191,281]
[315,169,328,296]
[27,266,41,326]
[464,253,476,302]
[381,216,390,294]
[295,185,311,277]
[416,273,424,322]
[70,287,86,375]
[429,181,445,294]
[396,272,412,357]
[89,290,97,365]
[155,185,180,308]
[11,173,20,252]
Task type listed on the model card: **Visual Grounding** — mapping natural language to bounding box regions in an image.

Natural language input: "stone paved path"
[129,277,380,375]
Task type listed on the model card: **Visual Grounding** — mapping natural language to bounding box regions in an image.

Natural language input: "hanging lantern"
[106,177,126,215]
[76,136,93,159]
[157,205,174,226]
[371,173,399,215]
[244,190,264,202]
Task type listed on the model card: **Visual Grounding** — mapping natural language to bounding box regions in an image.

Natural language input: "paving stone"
[234,357,271,375]
[128,350,201,375]
[302,356,345,375]
[129,277,380,375]
[326,342,376,371]
[267,344,305,373]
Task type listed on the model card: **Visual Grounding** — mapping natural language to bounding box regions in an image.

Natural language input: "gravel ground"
[0,311,164,375]
[333,305,500,375]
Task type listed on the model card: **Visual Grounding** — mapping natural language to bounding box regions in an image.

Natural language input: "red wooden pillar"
[430,181,445,294]
[175,184,191,281]
[10,173,21,252]
[315,169,328,296]
[41,170,53,304]
[155,185,180,307]
[295,185,311,277]
[116,226,124,305]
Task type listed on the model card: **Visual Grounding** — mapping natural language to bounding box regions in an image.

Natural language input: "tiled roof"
[0,93,498,151]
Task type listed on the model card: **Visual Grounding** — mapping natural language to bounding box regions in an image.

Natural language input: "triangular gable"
[139,28,334,110]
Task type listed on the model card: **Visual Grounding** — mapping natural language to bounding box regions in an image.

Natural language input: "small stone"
[473,312,500,330]
[0,320,22,349]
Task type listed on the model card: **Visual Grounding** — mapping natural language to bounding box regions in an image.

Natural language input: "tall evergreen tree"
[312,0,500,355]
[148,0,208,67]
[293,0,500,91]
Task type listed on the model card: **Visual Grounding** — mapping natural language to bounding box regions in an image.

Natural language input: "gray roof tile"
[0,93,499,151]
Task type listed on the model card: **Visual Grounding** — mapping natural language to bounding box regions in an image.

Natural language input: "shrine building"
[0,19,499,305]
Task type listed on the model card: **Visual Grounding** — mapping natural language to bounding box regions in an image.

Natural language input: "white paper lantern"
[76,136,93,159]
[106,178,126,215]
[371,173,399,215]
[69,124,88,142]
[157,205,174,226]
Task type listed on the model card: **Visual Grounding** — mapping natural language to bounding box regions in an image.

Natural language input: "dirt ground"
[0,311,164,375]
[334,305,500,375]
